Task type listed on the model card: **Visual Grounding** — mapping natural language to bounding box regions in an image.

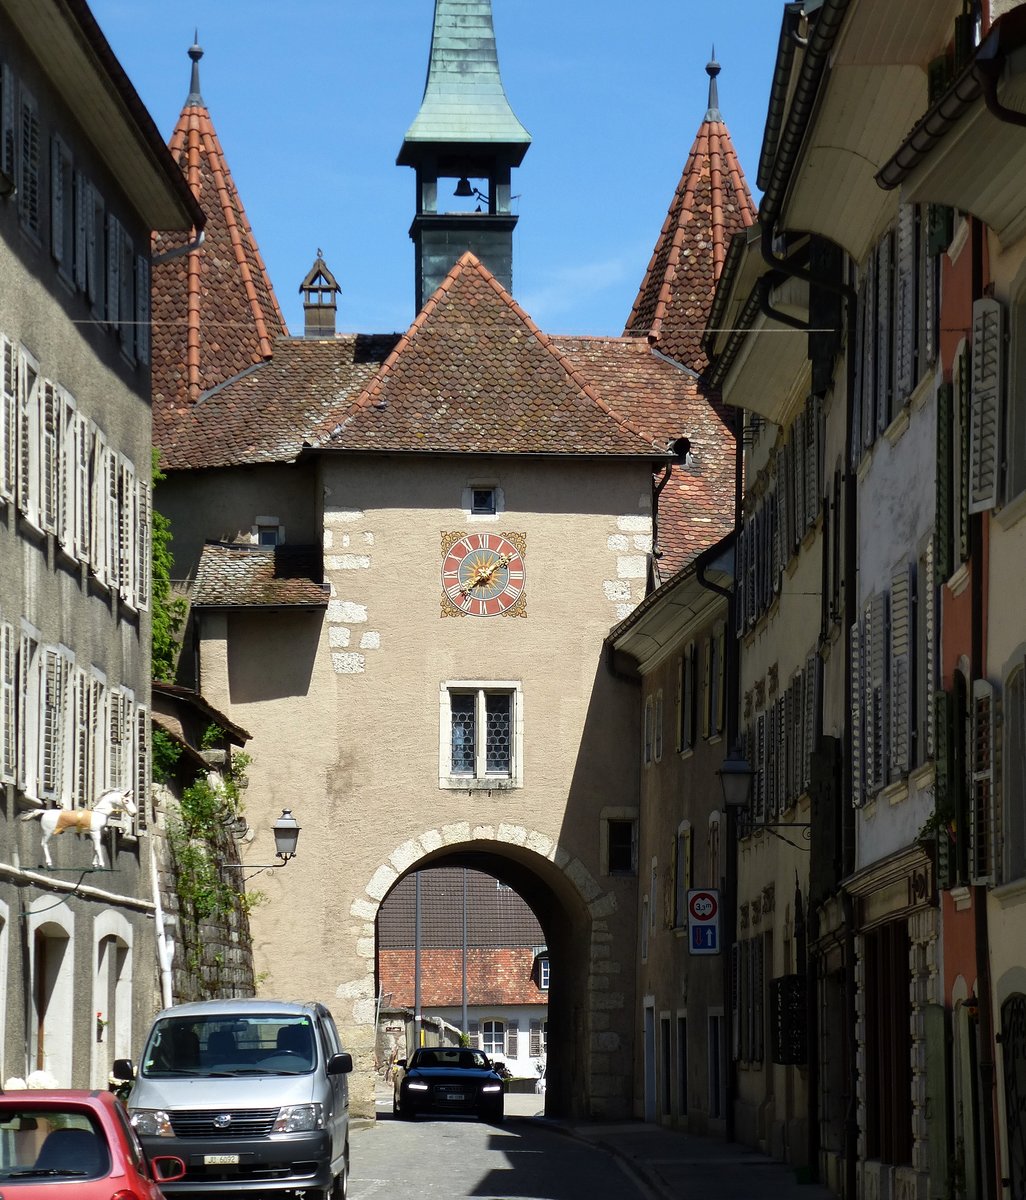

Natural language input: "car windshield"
[0,1107,110,1179]
[412,1048,490,1070]
[142,1014,317,1077]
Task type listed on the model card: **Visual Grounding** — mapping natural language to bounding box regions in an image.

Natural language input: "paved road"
[350,1108,653,1200]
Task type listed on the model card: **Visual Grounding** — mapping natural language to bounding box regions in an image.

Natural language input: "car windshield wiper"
[224,1068,303,1075]
[6,1168,90,1178]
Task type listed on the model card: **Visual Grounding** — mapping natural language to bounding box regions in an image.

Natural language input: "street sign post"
[687,889,721,955]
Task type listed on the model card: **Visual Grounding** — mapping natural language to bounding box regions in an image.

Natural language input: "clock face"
[441,532,526,617]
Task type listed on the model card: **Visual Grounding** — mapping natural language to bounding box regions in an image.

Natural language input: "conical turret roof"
[625,57,756,372]
[152,38,287,426]
[398,0,530,163]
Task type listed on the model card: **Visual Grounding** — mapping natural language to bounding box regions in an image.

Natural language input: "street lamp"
[717,745,754,810]
[241,809,301,882]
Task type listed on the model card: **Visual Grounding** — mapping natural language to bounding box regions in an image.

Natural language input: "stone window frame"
[438,679,523,791]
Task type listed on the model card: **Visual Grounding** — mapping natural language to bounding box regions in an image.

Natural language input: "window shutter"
[731,942,741,1061]
[41,381,58,534]
[803,651,819,793]
[956,347,971,562]
[106,213,121,328]
[18,354,39,527]
[868,593,890,795]
[970,679,996,885]
[50,135,64,265]
[895,205,916,404]
[851,616,864,807]
[86,185,103,314]
[969,298,1003,513]
[675,656,683,753]
[506,1020,519,1060]
[40,648,66,800]
[935,381,954,583]
[766,700,778,821]
[793,669,805,800]
[118,459,135,606]
[862,254,877,450]
[777,694,788,812]
[468,1021,480,1049]
[136,253,151,366]
[107,687,126,789]
[745,516,757,630]
[753,712,766,823]
[0,63,14,179]
[923,541,937,761]
[665,834,676,927]
[106,447,119,590]
[57,390,76,555]
[782,439,794,560]
[119,230,135,359]
[890,565,913,778]
[852,278,866,468]
[72,667,91,806]
[933,690,954,886]
[752,937,765,1064]
[773,457,784,588]
[0,621,14,783]
[920,215,938,371]
[73,171,88,292]
[135,705,150,830]
[735,524,746,638]
[876,233,893,433]
[806,396,821,529]
[0,334,15,502]
[793,412,806,539]
[18,90,40,236]
[529,1020,542,1057]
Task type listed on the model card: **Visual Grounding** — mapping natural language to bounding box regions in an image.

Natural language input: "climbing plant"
[151,450,188,683]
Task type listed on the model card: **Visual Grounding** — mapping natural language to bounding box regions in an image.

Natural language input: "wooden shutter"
[862,253,877,450]
[890,565,914,778]
[970,680,996,884]
[781,439,794,560]
[806,396,821,529]
[745,516,757,630]
[106,212,121,328]
[18,353,40,528]
[107,687,126,789]
[40,648,66,800]
[72,666,92,806]
[118,459,135,606]
[136,253,151,366]
[119,230,135,359]
[506,1020,519,1060]
[731,943,741,1060]
[0,621,14,783]
[956,346,971,562]
[86,184,103,314]
[920,212,938,372]
[529,1020,542,1057]
[752,938,765,1064]
[895,205,916,403]
[18,89,40,235]
[969,298,1003,513]
[876,233,893,434]
[851,616,865,807]
[0,334,15,502]
[804,651,819,793]
[106,446,119,590]
[0,63,14,179]
[935,381,954,583]
[73,171,88,292]
[135,705,149,830]
[40,381,58,533]
[735,523,746,638]
[852,277,866,468]
[753,713,767,823]
[867,593,890,795]
[766,700,778,821]
[793,412,806,539]
[772,457,784,588]
[923,541,937,761]
[933,690,955,886]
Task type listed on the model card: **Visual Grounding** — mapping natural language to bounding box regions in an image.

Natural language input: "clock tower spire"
[398,0,531,312]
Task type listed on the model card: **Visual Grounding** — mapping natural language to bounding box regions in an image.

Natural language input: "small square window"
[254,516,283,546]
[471,488,496,515]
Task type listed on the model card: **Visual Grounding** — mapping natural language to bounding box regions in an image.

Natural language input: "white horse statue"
[20,788,136,869]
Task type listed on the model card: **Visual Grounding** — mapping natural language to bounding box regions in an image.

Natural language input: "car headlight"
[131,1109,174,1137]
[481,1084,502,1093]
[406,1081,429,1091]
[273,1104,324,1133]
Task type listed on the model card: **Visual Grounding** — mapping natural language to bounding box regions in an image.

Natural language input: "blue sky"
[90,1,782,337]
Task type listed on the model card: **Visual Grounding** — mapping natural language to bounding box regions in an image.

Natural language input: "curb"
[512,1115,668,1200]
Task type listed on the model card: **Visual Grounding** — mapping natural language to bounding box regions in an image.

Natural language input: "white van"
[114,998,352,1200]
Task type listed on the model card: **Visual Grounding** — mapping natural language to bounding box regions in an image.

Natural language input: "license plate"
[204,1154,239,1165]
[444,1091,464,1100]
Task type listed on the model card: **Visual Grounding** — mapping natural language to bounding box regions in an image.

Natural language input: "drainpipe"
[969,215,999,1200]
[150,838,174,1010]
[651,461,674,591]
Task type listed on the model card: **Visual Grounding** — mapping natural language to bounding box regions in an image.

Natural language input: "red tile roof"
[379,948,547,1008]
[151,57,287,432]
[192,543,327,608]
[624,104,755,373]
[315,253,662,457]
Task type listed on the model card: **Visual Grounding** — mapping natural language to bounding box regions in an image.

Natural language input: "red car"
[0,1089,186,1199]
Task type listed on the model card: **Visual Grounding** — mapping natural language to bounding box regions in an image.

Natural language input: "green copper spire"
[399,0,531,159]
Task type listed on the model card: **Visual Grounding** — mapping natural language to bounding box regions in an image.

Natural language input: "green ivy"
[152,728,183,785]
[151,450,188,683]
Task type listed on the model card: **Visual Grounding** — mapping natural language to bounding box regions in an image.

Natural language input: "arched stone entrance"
[338,823,631,1120]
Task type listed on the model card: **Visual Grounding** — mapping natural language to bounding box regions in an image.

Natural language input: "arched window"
[1004,664,1026,882]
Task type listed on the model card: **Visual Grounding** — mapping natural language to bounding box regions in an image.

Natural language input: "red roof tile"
[315,254,661,458]
[192,543,327,608]
[624,108,755,374]
[152,74,287,433]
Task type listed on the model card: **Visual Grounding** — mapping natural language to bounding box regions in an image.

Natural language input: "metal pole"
[461,869,468,1037]
[414,871,422,1048]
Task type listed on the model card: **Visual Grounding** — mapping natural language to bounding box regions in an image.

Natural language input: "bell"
[454,177,474,198]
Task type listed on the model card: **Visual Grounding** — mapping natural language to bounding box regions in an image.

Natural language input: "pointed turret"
[625,56,756,372]
[152,38,287,422]
[398,0,531,312]
[300,252,341,339]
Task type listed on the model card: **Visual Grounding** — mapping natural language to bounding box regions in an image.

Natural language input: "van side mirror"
[327,1052,353,1075]
[112,1058,135,1081]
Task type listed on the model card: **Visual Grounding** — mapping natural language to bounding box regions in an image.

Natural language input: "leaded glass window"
[485,693,510,773]
[444,685,519,784]
[451,693,475,774]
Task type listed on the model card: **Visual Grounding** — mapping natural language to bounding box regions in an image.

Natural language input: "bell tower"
[398,0,531,311]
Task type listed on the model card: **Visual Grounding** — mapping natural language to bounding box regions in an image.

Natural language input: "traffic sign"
[687,889,721,955]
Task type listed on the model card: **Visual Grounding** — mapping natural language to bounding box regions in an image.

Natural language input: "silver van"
[114,998,352,1200]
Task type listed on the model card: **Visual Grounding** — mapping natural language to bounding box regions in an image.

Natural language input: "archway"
[338,825,631,1121]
